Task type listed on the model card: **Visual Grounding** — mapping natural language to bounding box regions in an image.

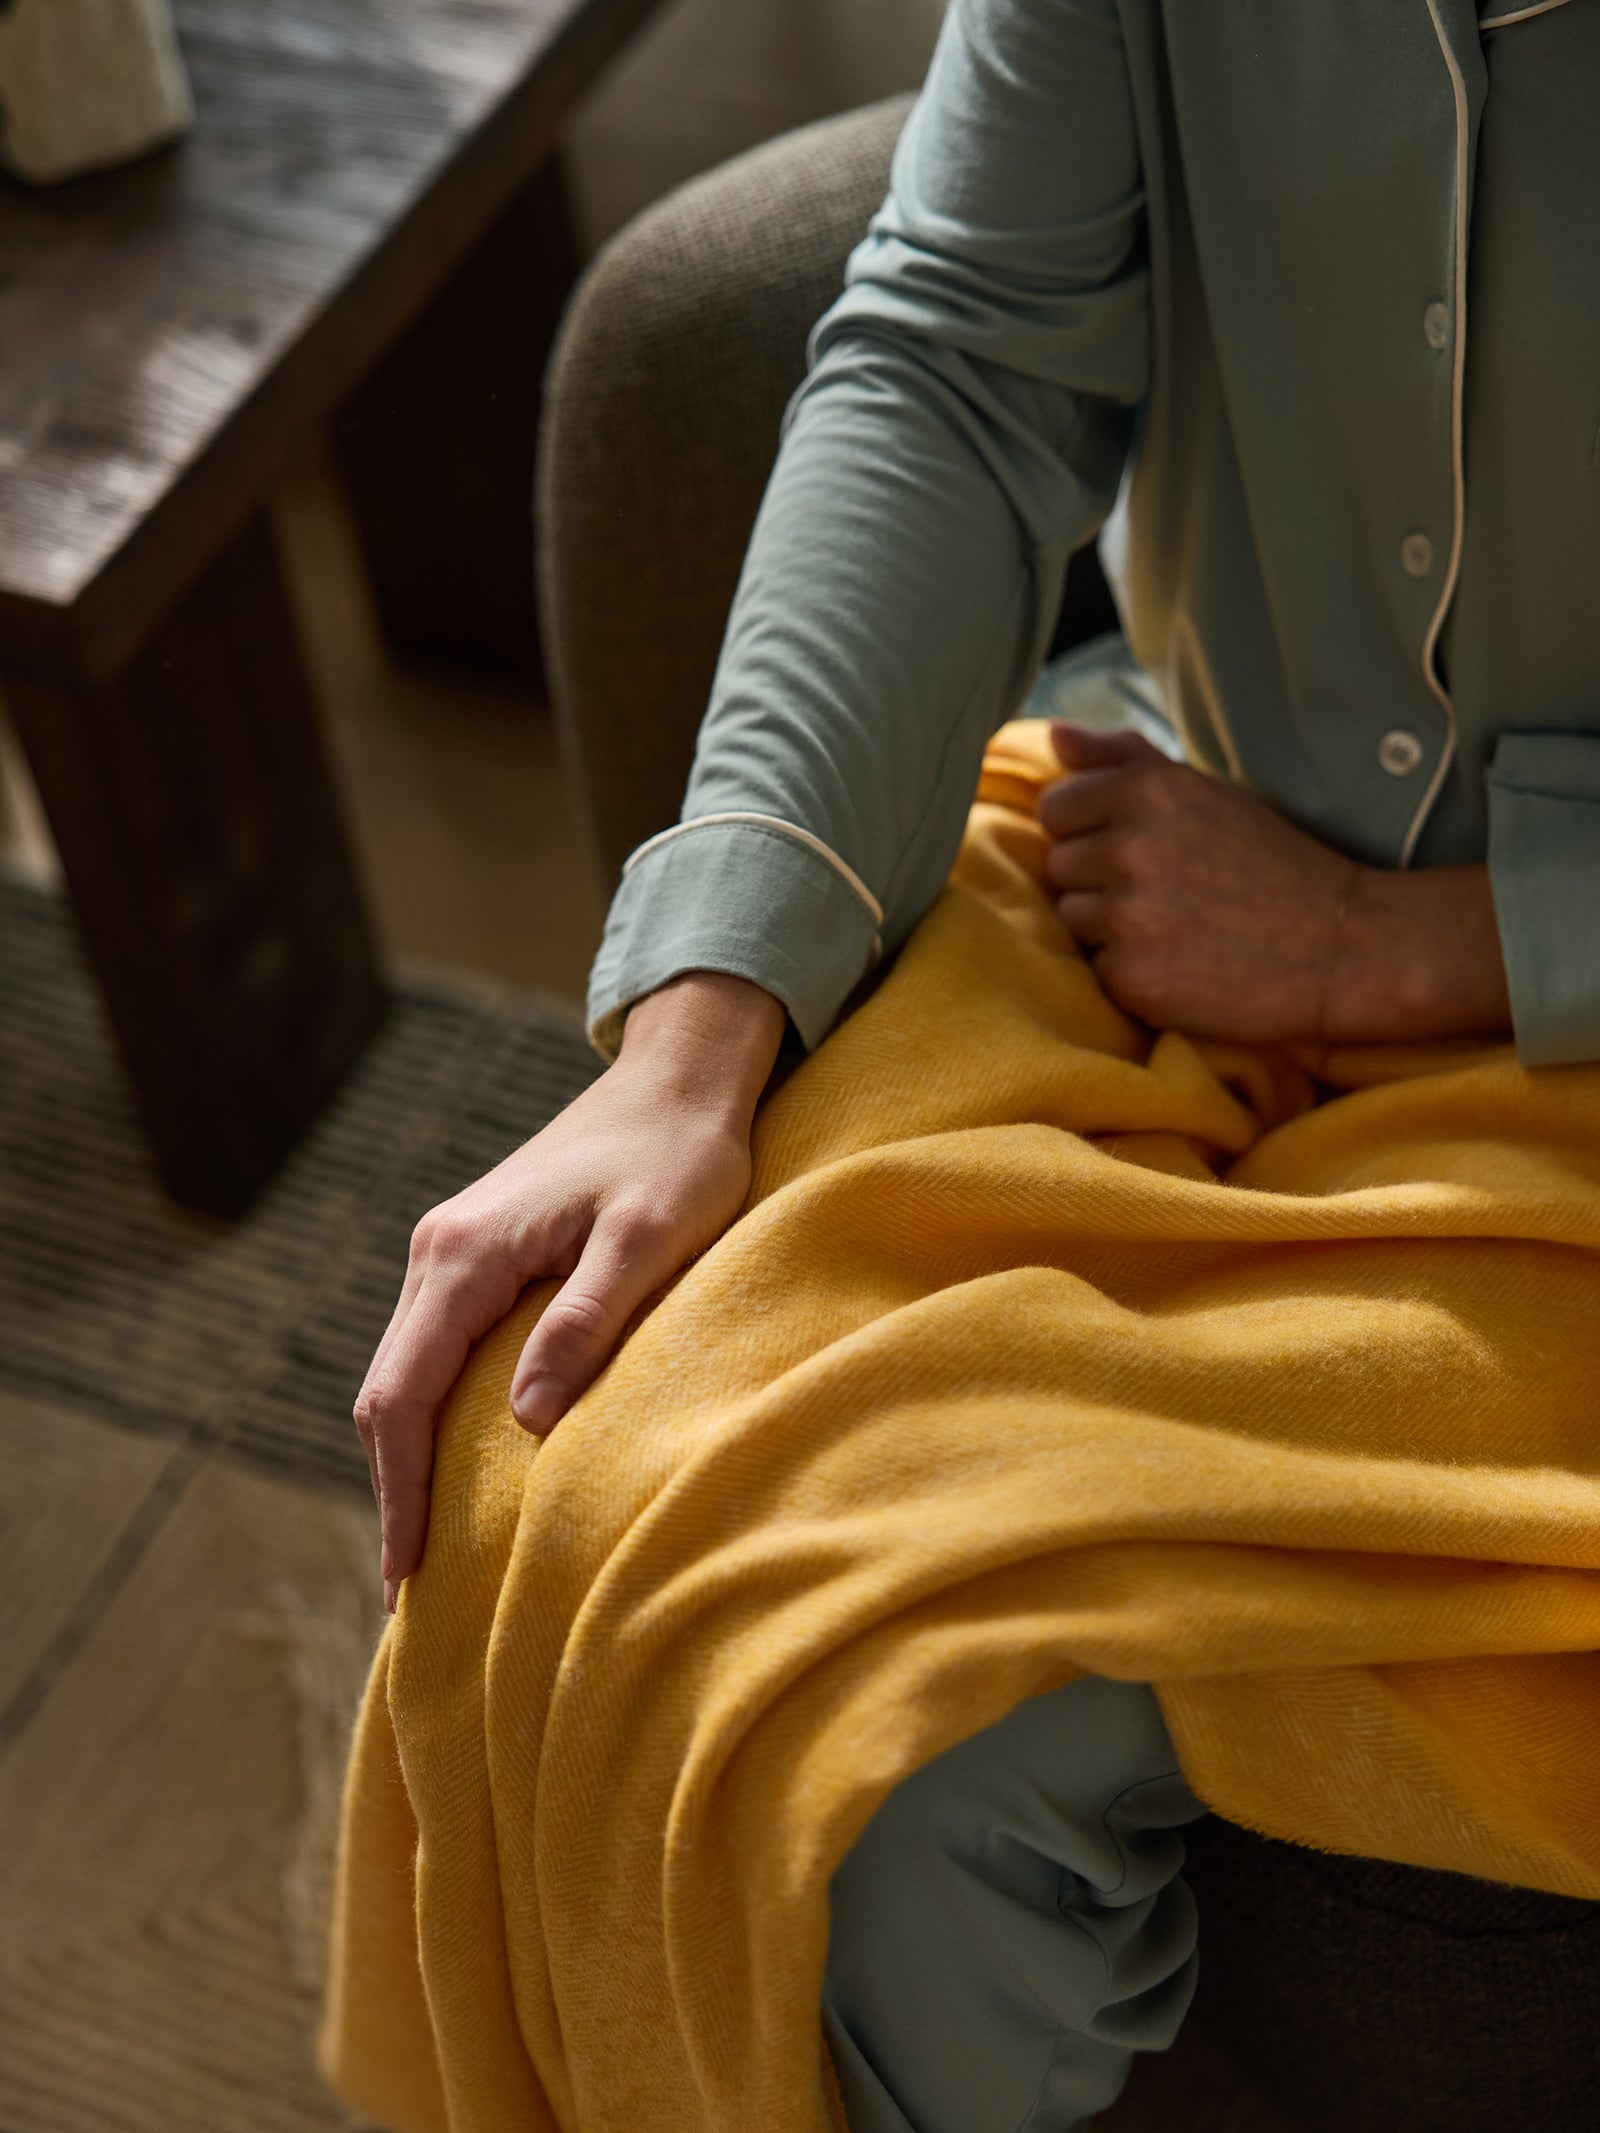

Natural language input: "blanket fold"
[324,722,1600,2133]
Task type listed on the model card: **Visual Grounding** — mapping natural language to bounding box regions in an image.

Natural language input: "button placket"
[1423,300,1451,351]
[1396,0,1473,870]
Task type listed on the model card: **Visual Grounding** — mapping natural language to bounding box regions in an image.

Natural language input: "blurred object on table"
[0,0,192,184]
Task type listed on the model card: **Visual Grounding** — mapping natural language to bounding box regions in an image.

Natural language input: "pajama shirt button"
[1424,301,1452,350]
[1401,531,1435,578]
[1378,729,1425,778]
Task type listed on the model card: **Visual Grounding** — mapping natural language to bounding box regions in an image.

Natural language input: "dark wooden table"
[0,0,664,1215]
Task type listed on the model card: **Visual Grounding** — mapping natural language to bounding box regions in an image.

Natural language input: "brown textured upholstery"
[1183,1815,1600,2131]
[534,100,1600,2130]
[538,96,916,894]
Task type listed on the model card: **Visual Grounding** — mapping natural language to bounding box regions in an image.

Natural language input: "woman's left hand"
[1038,721,1513,1047]
[1038,721,1354,1043]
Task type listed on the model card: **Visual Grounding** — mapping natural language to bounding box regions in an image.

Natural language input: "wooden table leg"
[333,155,580,689]
[5,510,386,1217]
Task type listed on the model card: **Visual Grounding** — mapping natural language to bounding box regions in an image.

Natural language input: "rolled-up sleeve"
[587,0,1150,1057]
[1486,731,1600,1067]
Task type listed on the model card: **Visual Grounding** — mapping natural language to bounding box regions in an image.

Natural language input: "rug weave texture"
[0,872,599,1490]
[0,871,597,2133]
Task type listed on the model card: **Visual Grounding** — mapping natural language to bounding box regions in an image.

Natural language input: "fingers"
[1036,764,1125,840]
[1048,720,1155,770]
[1054,889,1110,948]
[510,1205,682,1436]
[354,1220,528,1602]
[1037,723,1160,838]
[357,1257,426,1508]
[1043,828,1120,895]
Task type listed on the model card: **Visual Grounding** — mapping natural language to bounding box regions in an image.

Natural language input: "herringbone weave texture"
[324,724,1600,2133]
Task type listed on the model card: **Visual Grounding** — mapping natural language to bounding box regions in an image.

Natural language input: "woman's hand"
[1038,722,1511,1046]
[353,972,787,1611]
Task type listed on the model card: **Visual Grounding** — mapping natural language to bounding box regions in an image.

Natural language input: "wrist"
[1323,868,1411,1040]
[616,970,787,1128]
[1324,865,1511,1043]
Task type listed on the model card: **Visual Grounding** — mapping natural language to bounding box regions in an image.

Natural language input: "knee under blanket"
[323,722,1600,2133]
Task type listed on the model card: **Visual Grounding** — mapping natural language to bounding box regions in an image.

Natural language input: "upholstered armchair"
[536,97,1600,2133]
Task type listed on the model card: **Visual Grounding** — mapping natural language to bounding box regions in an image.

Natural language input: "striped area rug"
[0,872,598,2133]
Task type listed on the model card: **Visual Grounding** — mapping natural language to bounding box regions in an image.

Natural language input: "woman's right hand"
[353,970,787,1611]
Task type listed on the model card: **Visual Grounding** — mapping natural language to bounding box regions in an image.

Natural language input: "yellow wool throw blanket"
[324,723,1600,2133]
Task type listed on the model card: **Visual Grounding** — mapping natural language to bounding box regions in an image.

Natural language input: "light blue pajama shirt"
[587,0,1600,1069]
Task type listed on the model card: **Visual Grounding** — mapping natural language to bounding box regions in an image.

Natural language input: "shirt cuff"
[1486,730,1600,1067]
[585,819,883,1060]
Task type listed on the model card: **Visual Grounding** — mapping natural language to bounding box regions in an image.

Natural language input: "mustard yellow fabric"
[324,723,1600,2133]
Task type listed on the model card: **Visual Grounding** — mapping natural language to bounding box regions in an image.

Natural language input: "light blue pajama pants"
[822,1676,1208,2133]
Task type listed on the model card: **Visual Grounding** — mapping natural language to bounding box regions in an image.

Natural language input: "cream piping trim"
[624,812,886,933]
[1480,0,1574,28]
[1404,0,1472,870]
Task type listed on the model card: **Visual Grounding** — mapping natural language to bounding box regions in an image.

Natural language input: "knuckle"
[416,1200,501,1272]
[540,1289,614,1356]
[422,1207,471,1260]
[1126,757,1168,804]
[1109,886,1157,941]
[354,1364,418,1443]
[1038,788,1071,837]
[1101,941,1160,1018]
[608,1198,671,1256]
[1045,838,1079,889]
[1097,949,1139,1011]
[1109,912,1160,972]
[1118,774,1155,820]
[1104,826,1145,881]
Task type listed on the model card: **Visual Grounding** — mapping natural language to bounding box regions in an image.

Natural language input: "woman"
[348,4,1600,2126]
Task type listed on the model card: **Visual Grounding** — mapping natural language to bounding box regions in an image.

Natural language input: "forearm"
[1326,864,1512,1045]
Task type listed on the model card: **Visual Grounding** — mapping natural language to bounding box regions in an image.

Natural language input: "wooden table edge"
[0,0,663,691]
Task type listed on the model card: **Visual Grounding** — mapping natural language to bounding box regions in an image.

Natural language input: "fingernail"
[510,1376,564,1435]
[384,1580,397,1615]
[380,1544,393,1581]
